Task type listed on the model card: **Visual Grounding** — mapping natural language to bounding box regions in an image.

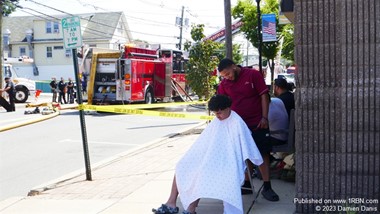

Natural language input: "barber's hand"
[257,117,269,129]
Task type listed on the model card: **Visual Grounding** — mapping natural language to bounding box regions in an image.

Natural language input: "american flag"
[263,20,276,35]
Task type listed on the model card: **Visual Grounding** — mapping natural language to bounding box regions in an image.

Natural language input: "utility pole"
[256,0,263,75]
[246,39,249,66]
[1,1,4,89]
[178,6,184,50]
[224,0,232,59]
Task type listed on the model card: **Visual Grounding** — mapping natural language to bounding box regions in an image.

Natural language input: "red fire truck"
[159,49,188,97]
[83,46,186,105]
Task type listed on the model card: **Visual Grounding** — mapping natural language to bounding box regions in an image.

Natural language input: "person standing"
[58,77,67,104]
[50,77,58,103]
[0,77,16,112]
[66,77,74,104]
[217,58,279,201]
[81,74,87,95]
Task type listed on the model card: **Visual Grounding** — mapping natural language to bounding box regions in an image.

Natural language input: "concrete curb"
[27,120,207,196]
[0,111,60,132]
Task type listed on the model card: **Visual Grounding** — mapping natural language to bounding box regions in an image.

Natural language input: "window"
[19,47,26,56]
[54,46,64,50]
[3,66,12,78]
[46,47,53,58]
[53,22,59,33]
[46,21,59,34]
[46,22,52,33]
[65,49,71,57]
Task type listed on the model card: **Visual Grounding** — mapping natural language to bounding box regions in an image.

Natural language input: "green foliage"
[214,43,243,65]
[232,0,283,61]
[184,24,244,99]
[281,24,294,63]
[2,0,18,17]
[184,24,221,100]
[232,0,295,89]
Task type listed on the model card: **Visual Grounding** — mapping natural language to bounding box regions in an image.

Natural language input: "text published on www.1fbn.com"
[294,197,378,212]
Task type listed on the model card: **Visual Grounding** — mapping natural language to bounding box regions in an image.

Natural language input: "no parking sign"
[62,16,83,49]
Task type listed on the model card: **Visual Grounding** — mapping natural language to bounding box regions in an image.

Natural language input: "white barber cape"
[175,110,263,214]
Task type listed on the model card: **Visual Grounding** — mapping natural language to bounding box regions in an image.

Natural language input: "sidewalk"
[0,93,296,213]
[0,123,295,214]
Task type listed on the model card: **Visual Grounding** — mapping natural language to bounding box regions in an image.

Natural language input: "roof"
[2,16,35,42]
[81,12,129,40]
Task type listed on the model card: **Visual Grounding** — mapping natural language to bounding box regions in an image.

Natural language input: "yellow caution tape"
[78,104,214,120]
[110,101,207,109]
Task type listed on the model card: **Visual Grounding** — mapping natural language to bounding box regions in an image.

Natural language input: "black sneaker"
[261,188,279,201]
[241,180,253,195]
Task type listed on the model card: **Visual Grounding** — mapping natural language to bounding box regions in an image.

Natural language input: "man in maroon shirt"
[217,58,279,201]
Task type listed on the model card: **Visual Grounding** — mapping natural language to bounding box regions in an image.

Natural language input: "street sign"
[62,16,82,49]
[62,16,91,180]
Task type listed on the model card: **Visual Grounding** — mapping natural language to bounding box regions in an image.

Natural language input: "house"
[2,12,133,80]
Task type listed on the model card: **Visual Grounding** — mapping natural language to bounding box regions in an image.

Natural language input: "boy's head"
[208,94,232,120]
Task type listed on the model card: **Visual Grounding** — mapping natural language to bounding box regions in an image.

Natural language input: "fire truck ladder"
[171,78,193,102]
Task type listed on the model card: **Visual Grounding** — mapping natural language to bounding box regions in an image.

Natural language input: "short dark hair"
[4,77,10,80]
[208,94,232,111]
[274,78,288,89]
[218,58,235,72]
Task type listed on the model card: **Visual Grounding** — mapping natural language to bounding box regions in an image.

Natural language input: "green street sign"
[62,16,82,49]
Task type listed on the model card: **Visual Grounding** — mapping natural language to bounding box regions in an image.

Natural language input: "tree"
[281,24,294,63]
[232,0,291,89]
[184,24,221,100]
[1,0,19,89]
[184,24,243,100]
[215,43,243,65]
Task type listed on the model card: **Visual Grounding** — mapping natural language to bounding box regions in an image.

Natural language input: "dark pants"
[7,93,15,111]
[67,89,74,103]
[51,89,57,102]
[59,92,67,104]
[249,127,271,155]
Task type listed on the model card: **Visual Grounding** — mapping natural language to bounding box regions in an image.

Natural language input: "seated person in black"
[274,78,295,118]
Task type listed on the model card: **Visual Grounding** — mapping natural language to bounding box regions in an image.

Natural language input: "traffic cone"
[35,89,42,102]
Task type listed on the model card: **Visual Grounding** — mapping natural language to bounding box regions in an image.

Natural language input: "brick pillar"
[294,0,380,213]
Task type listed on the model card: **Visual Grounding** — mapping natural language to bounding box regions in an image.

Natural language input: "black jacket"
[5,81,15,95]
[58,81,66,91]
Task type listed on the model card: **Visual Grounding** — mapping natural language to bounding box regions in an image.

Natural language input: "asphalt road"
[0,106,203,201]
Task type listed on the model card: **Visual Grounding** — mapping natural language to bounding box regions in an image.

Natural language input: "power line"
[70,0,223,35]
[18,6,60,21]
[135,0,179,11]
[26,0,178,39]
[12,1,178,44]
[76,0,177,26]
[27,0,75,16]
[18,8,56,21]
[10,3,129,41]
[123,14,174,27]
